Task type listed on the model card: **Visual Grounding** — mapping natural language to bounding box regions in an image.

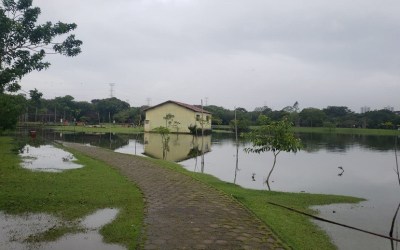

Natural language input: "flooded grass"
[0,136,144,249]
[20,144,83,172]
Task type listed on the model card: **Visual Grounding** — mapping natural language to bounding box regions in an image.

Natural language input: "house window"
[145,120,149,124]
[206,116,210,122]
[196,115,200,121]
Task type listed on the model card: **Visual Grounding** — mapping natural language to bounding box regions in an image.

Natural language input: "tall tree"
[92,98,130,122]
[299,108,326,127]
[245,115,302,190]
[0,93,26,131]
[29,88,42,122]
[0,0,82,92]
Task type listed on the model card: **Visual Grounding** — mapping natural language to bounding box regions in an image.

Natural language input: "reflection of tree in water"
[187,146,202,159]
[15,127,140,151]
[13,127,51,153]
[160,134,170,160]
[299,133,398,153]
[188,136,204,172]
[63,133,130,150]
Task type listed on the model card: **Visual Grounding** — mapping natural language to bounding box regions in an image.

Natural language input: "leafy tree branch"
[0,0,82,93]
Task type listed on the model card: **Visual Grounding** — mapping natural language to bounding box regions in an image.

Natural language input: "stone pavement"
[62,142,286,250]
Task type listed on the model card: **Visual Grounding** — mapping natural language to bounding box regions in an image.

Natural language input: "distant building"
[144,100,212,134]
[360,106,370,114]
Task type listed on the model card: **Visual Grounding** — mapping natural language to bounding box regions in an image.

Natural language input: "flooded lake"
[17,128,400,249]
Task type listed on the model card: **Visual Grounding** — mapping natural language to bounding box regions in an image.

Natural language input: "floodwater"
[19,144,83,172]
[82,132,398,250]
[15,129,400,249]
[0,208,124,250]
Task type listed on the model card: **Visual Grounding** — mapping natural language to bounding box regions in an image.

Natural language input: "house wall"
[144,103,211,133]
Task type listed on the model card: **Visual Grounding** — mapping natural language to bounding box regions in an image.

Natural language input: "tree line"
[204,103,400,131]
[0,92,148,130]
[1,92,399,131]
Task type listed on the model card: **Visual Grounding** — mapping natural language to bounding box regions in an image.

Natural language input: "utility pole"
[234,107,239,184]
[109,83,115,98]
[201,99,205,173]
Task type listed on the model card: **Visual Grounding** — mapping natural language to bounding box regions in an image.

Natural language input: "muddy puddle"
[19,144,83,172]
[0,208,125,250]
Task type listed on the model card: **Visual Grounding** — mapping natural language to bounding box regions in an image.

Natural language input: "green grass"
[48,124,143,134]
[144,157,364,250]
[0,136,144,249]
[215,125,400,136]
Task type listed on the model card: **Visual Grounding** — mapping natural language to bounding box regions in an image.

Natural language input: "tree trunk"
[266,151,280,191]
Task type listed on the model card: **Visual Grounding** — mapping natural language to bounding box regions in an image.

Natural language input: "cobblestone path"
[62,142,285,250]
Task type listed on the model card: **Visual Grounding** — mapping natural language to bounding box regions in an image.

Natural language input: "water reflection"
[0,209,124,250]
[12,128,400,249]
[143,133,211,163]
[300,132,399,153]
[20,145,83,172]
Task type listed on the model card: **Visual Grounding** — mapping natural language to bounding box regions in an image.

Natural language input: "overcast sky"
[20,0,400,112]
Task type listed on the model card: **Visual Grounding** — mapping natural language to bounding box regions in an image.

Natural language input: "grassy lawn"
[48,124,143,134]
[145,157,364,250]
[0,136,144,249]
[213,125,400,136]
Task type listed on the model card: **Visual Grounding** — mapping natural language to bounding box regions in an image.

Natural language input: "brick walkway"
[62,142,285,250]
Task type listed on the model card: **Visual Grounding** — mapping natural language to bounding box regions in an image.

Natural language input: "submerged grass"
[145,157,364,250]
[0,136,144,249]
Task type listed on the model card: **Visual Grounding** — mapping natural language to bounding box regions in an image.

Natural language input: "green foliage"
[163,113,175,127]
[203,105,234,125]
[92,98,130,122]
[363,109,400,129]
[245,115,302,154]
[322,106,357,128]
[113,107,143,124]
[229,118,250,133]
[245,115,302,190]
[152,126,170,135]
[0,93,26,131]
[29,88,42,107]
[0,0,82,92]
[299,108,326,127]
